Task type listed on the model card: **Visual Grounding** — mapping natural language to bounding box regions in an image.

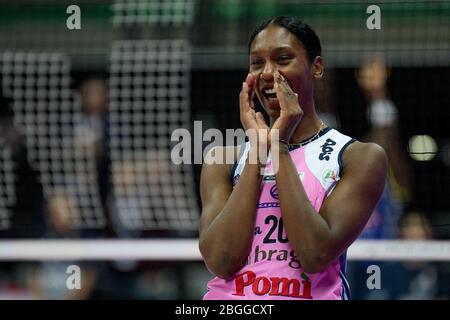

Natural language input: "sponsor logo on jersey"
[232,270,312,299]
[269,185,279,200]
[319,138,337,161]
[263,175,276,181]
[263,172,305,182]
[257,202,280,209]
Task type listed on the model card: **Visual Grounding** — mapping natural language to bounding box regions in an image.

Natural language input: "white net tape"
[0,240,449,261]
[1,52,105,229]
[109,40,198,231]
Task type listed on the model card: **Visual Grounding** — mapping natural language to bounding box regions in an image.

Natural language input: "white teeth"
[265,88,276,95]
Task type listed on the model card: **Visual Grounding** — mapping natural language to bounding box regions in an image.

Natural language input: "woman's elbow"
[199,243,239,280]
[300,254,333,274]
[202,256,238,280]
[207,263,236,280]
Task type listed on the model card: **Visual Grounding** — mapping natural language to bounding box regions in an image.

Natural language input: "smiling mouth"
[263,87,277,100]
[260,88,280,110]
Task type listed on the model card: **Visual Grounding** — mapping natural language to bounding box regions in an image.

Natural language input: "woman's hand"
[270,70,303,145]
[239,73,270,169]
[239,73,270,145]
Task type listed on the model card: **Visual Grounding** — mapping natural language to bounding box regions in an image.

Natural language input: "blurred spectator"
[109,159,144,237]
[108,149,192,238]
[22,191,100,299]
[74,75,111,221]
[0,89,45,238]
[356,54,412,239]
[45,190,83,238]
[105,151,184,299]
[348,55,414,299]
[367,211,439,299]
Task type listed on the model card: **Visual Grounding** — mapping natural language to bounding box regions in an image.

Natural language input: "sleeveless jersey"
[203,128,356,300]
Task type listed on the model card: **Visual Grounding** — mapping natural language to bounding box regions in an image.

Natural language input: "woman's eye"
[250,59,263,66]
[277,56,290,63]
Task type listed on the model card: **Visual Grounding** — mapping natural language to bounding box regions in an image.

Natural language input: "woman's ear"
[312,56,324,80]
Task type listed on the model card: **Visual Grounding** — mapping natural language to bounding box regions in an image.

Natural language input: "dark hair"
[248,16,322,63]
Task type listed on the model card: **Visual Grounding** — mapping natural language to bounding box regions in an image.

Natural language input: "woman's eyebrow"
[250,45,293,55]
[273,45,294,52]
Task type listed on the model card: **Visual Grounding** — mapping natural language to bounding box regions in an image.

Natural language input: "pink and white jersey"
[204,128,355,300]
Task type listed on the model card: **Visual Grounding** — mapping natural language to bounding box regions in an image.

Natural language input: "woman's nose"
[260,64,275,81]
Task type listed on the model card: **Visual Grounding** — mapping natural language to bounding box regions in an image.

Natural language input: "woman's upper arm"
[319,141,388,252]
[198,146,236,237]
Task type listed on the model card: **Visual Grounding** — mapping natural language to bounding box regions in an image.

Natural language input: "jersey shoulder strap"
[304,129,356,195]
[230,142,250,186]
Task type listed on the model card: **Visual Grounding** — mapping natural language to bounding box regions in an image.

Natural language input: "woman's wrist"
[247,145,269,167]
[271,139,290,154]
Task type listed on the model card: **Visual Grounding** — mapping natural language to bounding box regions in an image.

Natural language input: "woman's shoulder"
[200,144,247,189]
[342,140,387,176]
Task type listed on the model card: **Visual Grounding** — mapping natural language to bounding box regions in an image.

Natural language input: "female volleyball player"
[199,16,387,300]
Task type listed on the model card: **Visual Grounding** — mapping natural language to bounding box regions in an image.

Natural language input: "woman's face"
[249,24,320,118]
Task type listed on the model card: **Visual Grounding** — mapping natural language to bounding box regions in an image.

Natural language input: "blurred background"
[0,0,449,299]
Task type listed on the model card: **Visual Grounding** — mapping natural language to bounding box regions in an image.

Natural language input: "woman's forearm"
[200,156,263,279]
[273,144,334,273]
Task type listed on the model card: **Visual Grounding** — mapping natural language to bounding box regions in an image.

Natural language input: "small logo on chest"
[322,169,337,185]
[269,185,279,199]
[267,172,305,200]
